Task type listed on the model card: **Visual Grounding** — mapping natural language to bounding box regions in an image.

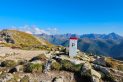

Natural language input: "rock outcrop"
[93,57,107,66]
[81,63,101,82]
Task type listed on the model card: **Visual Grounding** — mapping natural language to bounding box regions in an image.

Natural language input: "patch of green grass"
[30,54,47,62]
[1,60,17,67]
[60,60,82,72]
[51,61,61,70]
[20,75,29,82]
[24,63,43,73]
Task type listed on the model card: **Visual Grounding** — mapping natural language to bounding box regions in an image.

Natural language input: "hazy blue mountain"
[35,33,123,58]
[80,32,123,41]
[110,41,123,57]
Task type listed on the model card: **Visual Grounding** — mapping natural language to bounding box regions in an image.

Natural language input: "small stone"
[90,69,101,79]
[83,62,92,71]
[91,76,100,82]
[53,77,63,82]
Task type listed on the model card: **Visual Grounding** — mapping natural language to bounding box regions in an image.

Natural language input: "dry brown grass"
[106,57,123,71]
[0,30,53,50]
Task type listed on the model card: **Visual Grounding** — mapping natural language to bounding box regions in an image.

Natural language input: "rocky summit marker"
[69,36,78,57]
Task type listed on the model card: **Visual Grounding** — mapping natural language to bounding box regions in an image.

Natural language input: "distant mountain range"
[35,33,123,59]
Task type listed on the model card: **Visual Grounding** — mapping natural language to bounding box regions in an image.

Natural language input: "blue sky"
[0,0,123,35]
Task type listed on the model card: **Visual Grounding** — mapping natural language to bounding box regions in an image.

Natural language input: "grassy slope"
[9,30,41,45]
[0,30,53,49]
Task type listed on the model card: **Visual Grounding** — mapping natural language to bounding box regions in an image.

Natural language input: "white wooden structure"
[69,37,78,57]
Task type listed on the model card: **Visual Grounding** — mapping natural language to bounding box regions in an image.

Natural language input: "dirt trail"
[18,71,75,82]
[0,47,47,61]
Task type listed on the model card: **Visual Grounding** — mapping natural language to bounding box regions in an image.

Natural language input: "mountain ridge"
[35,32,123,58]
[0,29,52,50]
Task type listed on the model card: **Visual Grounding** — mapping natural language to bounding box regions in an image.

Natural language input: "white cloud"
[9,25,58,35]
[25,31,32,34]
[46,27,58,34]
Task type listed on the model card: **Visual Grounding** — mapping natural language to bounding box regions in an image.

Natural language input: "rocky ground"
[0,46,123,82]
